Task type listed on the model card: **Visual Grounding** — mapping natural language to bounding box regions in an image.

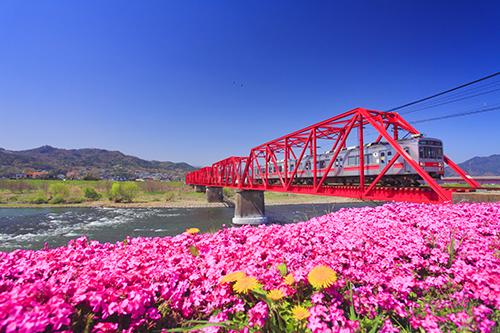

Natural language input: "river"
[0,202,379,252]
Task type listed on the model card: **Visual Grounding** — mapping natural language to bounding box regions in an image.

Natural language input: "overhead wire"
[387,71,500,112]
[399,80,500,115]
[411,103,500,124]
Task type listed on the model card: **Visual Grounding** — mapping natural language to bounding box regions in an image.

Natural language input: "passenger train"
[253,135,444,187]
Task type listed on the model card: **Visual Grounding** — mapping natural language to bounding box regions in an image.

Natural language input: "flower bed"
[1,202,499,332]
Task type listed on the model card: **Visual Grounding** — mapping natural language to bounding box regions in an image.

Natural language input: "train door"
[404,148,411,173]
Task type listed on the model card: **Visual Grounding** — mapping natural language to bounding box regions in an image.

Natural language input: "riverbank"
[0,179,369,209]
[0,193,365,209]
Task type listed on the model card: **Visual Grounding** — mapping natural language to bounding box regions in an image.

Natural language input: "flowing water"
[0,202,379,252]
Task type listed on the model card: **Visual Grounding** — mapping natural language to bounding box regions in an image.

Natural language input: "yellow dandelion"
[307,266,337,289]
[186,228,200,234]
[284,273,295,285]
[220,271,246,284]
[267,289,284,301]
[233,276,259,294]
[291,305,310,320]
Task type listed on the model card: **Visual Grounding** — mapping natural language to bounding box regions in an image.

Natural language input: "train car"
[253,135,444,187]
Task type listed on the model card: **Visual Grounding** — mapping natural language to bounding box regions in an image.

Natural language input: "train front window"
[420,146,443,159]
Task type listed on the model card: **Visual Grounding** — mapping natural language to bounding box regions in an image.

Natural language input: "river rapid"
[0,202,379,252]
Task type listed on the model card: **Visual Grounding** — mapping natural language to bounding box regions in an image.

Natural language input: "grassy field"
[0,179,350,207]
[0,179,205,207]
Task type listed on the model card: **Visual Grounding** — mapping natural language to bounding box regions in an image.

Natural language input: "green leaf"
[368,315,382,333]
[166,320,238,332]
[189,245,199,257]
[348,283,357,321]
[277,260,288,277]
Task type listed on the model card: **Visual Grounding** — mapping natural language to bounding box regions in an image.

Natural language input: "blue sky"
[1,1,499,167]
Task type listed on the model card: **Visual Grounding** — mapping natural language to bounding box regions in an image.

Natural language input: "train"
[253,135,444,187]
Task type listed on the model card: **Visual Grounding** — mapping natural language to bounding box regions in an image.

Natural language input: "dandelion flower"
[267,289,284,301]
[284,273,295,285]
[233,276,259,294]
[291,305,310,320]
[186,228,200,234]
[220,271,246,284]
[307,266,337,289]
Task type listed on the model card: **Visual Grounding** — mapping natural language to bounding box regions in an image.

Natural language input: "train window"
[348,156,359,165]
[381,152,385,157]
[388,151,392,156]
[419,147,424,158]
[364,154,372,165]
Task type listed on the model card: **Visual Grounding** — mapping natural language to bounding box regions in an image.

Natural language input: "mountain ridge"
[0,145,197,179]
[445,154,500,177]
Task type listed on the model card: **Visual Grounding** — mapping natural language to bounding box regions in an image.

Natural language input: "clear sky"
[1,1,499,167]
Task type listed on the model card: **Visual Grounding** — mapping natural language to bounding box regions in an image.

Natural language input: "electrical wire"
[399,81,500,115]
[411,103,500,124]
[387,71,500,112]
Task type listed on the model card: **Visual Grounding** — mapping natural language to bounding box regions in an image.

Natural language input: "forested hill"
[0,145,197,178]
[445,154,500,177]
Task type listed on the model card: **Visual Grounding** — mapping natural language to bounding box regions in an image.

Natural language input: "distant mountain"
[0,145,197,178]
[445,154,500,177]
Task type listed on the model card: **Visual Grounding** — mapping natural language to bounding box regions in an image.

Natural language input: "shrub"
[165,191,176,201]
[108,183,122,202]
[223,187,235,197]
[29,194,48,204]
[83,173,99,181]
[7,195,18,202]
[121,182,139,202]
[49,183,70,197]
[68,196,84,204]
[108,182,140,203]
[83,186,101,201]
[50,194,65,204]
[5,180,36,194]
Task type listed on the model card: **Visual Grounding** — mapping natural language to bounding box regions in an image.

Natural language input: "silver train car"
[253,136,444,187]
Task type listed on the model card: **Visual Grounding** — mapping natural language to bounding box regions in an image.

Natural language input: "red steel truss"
[186,108,480,204]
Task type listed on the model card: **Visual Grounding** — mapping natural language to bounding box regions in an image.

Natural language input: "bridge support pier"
[194,185,206,193]
[206,186,224,203]
[232,190,268,225]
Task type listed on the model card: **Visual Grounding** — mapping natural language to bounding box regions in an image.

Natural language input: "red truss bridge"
[186,108,484,205]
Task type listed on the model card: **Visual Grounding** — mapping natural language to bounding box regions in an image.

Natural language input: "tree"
[83,186,101,200]
[49,183,70,197]
[108,182,139,203]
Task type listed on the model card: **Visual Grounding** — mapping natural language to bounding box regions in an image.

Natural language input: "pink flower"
[247,301,268,327]
[92,322,119,333]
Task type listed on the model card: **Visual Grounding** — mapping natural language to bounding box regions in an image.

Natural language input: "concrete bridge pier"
[232,190,268,225]
[206,186,224,203]
[194,185,206,193]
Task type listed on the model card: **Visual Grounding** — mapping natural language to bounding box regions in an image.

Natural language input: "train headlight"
[420,162,425,167]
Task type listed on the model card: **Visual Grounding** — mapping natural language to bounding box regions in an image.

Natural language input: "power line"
[387,71,500,112]
[400,86,500,115]
[399,80,500,114]
[411,104,500,124]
